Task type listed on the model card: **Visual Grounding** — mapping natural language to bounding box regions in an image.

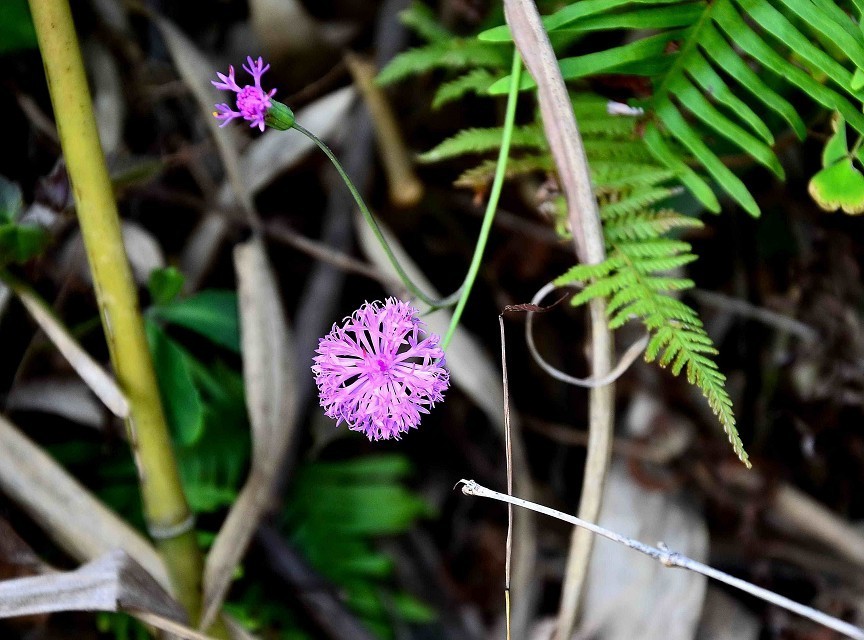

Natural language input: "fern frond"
[600,186,679,217]
[454,154,554,189]
[399,1,452,43]
[484,0,864,216]
[604,209,703,241]
[592,164,676,190]
[433,69,499,108]
[377,39,509,86]
[557,206,750,467]
[419,124,544,162]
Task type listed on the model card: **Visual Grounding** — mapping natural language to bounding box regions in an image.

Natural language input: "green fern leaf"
[558,206,750,467]
[399,1,452,43]
[433,69,499,108]
[454,154,554,189]
[377,39,509,86]
[419,124,544,162]
[484,0,864,216]
[604,209,703,241]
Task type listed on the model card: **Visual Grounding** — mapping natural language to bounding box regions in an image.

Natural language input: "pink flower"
[312,298,450,441]
[211,56,277,132]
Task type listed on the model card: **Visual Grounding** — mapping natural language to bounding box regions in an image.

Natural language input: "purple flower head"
[312,298,450,441]
[211,56,277,132]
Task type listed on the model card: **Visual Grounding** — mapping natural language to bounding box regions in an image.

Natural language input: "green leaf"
[808,157,864,214]
[147,266,185,306]
[0,223,49,264]
[656,100,760,216]
[479,0,687,41]
[295,484,432,536]
[392,593,436,623]
[377,40,508,86]
[145,320,205,447]
[432,69,499,108]
[400,1,452,43]
[698,24,806,139]
[151,290,240,353]
[0,0,37,54]
[821,113,848,166]
[643,124,720,213]
[684,51,774,144]
[664,77,783,177]
[713,2,864,134]
[419,124,543,162]
[488,29,689,94]
[734,0,864,95]
[299,455,414,482]
[555,4,706,33]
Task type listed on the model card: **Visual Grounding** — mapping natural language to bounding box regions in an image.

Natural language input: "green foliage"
[96,612,149,640]
[480,0,864,216]
[0,176,49,266]
[555,203,749,467]
[144,273,250,510]
[147,266,185,306]
[377,2,511,87]
[0,0,37,55]
[433,68,499,108]
[390,0,864,216]
[809,113,864,214]
[145,320,204,446]
[421,99,751,462]
[281,455,435,638]
[149,287,241,353]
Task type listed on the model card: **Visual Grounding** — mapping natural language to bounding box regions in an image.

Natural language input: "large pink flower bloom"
[312,298,450,441]
[211,56,276,132]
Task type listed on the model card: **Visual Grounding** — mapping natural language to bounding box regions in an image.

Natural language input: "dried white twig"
[526,282,648,388]
[458,479,864,640]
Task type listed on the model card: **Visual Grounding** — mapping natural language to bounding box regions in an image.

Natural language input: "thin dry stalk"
[502,3,615,637]
[344,53,424,208]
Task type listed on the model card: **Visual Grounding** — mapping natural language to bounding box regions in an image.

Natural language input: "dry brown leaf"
[199,238,297,629]
[180,215,231,294]
[12,285,128,419]
[7,377,105,429]
[85,41,124,156]
[0,414,169,589]
[0,549,183,622]
[57,221,166,286]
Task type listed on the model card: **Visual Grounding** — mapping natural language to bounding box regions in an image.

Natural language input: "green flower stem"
[292,49,521,343]
[292,123,462,309]
[28,0,206,623]
[441,52,522,349]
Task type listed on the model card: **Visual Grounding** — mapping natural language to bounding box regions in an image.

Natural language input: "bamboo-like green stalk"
[28,0,204,621]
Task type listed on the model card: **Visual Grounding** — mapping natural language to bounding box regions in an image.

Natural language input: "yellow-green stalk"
[28,0,204,621]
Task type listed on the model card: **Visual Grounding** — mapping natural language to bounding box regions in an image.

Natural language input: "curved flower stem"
[442,52,522,349]
[294,51,521,346]
[28,0,209,626]
[292,123,461,309]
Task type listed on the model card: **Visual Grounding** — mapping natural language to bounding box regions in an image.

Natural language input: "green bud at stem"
[265,100,296,131]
